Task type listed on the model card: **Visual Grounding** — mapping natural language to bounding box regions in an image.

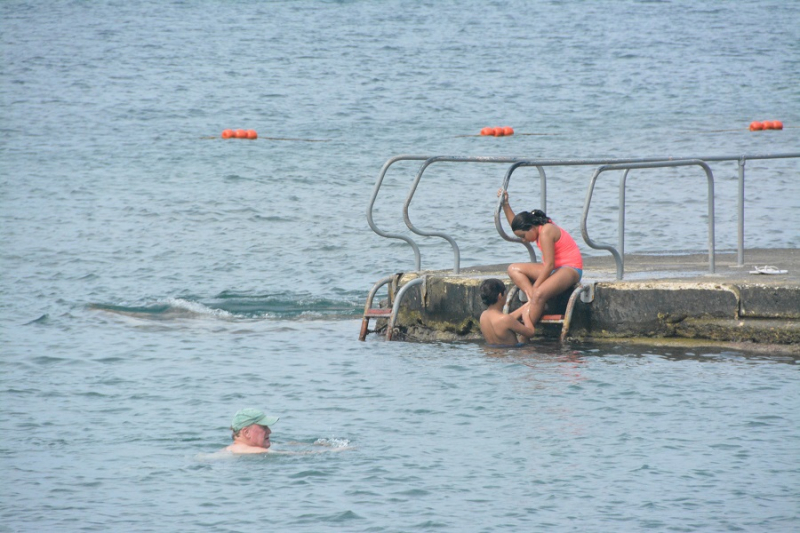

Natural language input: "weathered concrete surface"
[380,248,800,352]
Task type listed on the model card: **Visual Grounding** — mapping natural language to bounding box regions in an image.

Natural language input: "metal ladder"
[503,284,592,341]
[359,274,426,341]
[361,275,592,342]
[359,275,395,341]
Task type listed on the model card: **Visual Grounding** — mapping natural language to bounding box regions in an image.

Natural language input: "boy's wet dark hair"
[511,209,551,232]
[480,278,507,306]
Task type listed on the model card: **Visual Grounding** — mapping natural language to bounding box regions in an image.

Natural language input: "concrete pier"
[378,248,800,353]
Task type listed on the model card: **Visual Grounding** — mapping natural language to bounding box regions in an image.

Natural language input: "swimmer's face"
[514,227,538,243]
[246,424,272,449]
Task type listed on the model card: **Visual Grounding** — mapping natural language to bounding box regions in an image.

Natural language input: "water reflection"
[575,341,800,365]
[481,339,589,394]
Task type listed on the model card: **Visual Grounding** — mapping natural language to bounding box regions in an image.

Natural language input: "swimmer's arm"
[224,444,273,454]
[283,440,341,447]
[267,447,353,456]
[498,189,515,226]
[508,303,527,320]
[506,304,535,338]
[273,440,355,454]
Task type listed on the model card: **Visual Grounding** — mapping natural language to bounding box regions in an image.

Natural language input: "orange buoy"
[773,120,784,130]
[246,129,258,139]
[749,121,763,131]
[234,129,248,138]
[221,129,235,139]
[479,126,515,137]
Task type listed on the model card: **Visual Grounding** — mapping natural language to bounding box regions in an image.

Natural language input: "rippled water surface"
[2,0,799,531]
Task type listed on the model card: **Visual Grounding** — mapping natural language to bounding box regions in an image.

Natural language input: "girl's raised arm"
[498,189,516,227]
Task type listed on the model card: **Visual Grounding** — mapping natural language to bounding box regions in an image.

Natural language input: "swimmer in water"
[479,278,535,346]
[224,408,279,454]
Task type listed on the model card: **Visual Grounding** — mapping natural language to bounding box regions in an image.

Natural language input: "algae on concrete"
[378,250,800,348]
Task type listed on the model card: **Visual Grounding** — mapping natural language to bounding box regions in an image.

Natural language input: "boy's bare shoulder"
[481,307,504,319]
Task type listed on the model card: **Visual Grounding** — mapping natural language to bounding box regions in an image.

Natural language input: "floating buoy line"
[466,120,790,137]
[204,120,788,141]
[200,129,329,142]
[222,129,258,139]
[481,126,514,136]
[456,127,561,138]
[749,120,783,131]
[688,120,788,133]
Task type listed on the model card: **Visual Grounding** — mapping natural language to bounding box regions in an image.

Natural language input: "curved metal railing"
[366,155,432,272]
[494,162,545,263]
[404,156,536,273]
[581,160,716,279]
[367,152,800,273]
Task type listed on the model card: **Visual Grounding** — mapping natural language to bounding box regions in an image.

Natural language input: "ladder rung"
[364,308,392,317]
[540,314,565,323]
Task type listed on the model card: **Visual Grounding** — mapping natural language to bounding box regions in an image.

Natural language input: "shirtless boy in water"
[479,278,535,346]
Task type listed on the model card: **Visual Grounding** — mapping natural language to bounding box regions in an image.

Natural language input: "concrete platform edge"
[377,249,800,351]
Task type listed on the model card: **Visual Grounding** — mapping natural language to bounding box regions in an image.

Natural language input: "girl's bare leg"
[526,268,580,324]
[507,263,545,302]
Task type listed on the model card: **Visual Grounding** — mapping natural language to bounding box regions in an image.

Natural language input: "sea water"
[1,1,799,531]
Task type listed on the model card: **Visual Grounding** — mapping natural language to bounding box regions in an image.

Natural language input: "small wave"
[89,293,363,322]
[88,299,233,321]
[196,438,353,462]
[165,298,235,318]
[205,291,363,319]
[313,437,351,449]
[24,314,49,325]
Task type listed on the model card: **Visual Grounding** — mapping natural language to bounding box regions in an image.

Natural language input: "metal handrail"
[385,276,426,340]
[404,156,535,274]
[581,160,716,280]
[494,162,546,263]
[368,152,799,273]
[499,153,798,267]
[366,155,432,272]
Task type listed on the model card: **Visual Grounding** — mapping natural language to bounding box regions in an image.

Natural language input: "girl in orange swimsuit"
[500,191,583,325]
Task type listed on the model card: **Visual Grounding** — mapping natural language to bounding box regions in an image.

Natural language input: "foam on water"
[89,295,363,321]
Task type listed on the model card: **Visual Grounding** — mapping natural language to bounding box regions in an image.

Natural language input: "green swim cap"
[231,408,280,431]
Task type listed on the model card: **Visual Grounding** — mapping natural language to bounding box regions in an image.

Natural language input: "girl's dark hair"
[480,278,506,306]
[511,209,551,232]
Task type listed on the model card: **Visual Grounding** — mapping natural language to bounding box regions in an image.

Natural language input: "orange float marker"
[773,120,784,130]
[478,126,515,137]
[749,121,763,131]
[222,129,258,139]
